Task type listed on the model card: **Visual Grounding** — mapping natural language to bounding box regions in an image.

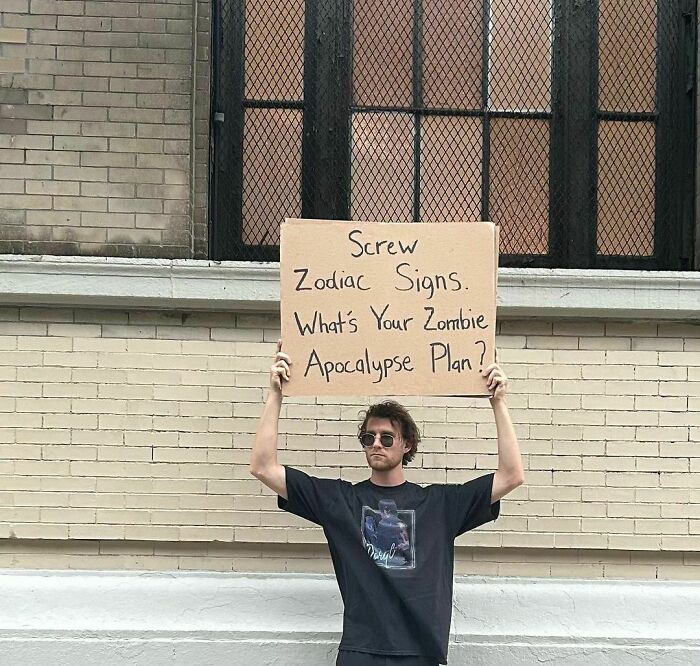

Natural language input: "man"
[250,341,524,665]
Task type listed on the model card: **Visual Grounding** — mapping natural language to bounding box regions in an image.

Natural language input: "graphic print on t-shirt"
[361,500,416,569]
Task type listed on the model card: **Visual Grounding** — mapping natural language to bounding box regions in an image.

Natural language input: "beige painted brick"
[582,364,635,380]
[606,411,658,426]
[661,380,700,397]
[660,351,700,366]
[636,426,689,442]
[633,337,684,351]
[529,365,580,379]
[579,336,630,350]
[554,379,606,394]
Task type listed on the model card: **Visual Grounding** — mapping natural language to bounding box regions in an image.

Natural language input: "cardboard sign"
[280,219,498,396]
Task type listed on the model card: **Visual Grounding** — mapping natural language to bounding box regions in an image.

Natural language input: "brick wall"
[0,0,199,258]
[0,309,698,577]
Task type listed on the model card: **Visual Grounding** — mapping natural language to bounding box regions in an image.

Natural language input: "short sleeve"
[277,465,340,526]
[444,472,500,538]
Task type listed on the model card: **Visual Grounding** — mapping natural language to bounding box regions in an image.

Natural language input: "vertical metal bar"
[655,0,673,268]
[682,0,697,270]
[549,0,565,266]
[412,0,423,222]
[211,0,246,260]
[301,0,318,219]
[657,0,695,269]
[588,0,599,267]
[560,0,596,268]
[208,0,221,258]
[305,0,353,219]
[337,0,353,219]
[481,0,490,222]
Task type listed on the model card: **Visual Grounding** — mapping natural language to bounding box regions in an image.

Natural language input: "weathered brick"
[30,0,85,15]
[81,152,135,167]
[0,148,25,163]
[54,105,108,120]
[54,165,107,181]
[109,107,163,123]
[81,121,136,137]
[81,211,134,227]
[30,29,83,46]
[137,123,189,139]
[109,198,162,214]
[27,120,81,135]
[83,61,136,77]
[54,136,108,151]
[109,167,162,183]
[26,209,81,225]
[6,14,57,29]
[0,164,50,179]
[110,78,164,94]
[26,180,80,196]
[53,195,107,211]
[0,28,29,43]
[55,75,109,91]
[28,89,82,105]
[84,31,138,47]
[0,103,52,120]
[57,15,110,31]
[111,47,165,63]
[109,137,163,153]
[81,182,135,198]
[83,91,137,107]
[0,58,27,74]
[55,45,109,61]
[84,1,139,17]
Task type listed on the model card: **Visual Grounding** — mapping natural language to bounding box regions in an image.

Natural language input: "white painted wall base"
[1,571,699,665]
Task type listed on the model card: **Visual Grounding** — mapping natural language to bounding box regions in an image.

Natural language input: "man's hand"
[482,351,508,403]
[270,339,291,394]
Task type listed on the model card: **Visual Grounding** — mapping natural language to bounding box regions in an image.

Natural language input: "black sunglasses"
[359,431,395,448]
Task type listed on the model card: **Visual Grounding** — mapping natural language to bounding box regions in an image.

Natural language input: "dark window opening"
[210,0,696,269]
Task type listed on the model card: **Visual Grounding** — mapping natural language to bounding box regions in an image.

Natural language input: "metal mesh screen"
[596,0,657,257]
[212,0,695,268]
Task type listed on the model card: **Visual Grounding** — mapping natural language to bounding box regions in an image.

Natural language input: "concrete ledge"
[1,570,699,665]
[0,255,698,319]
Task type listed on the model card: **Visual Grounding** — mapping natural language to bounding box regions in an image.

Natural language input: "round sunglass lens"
[360,433,374,447]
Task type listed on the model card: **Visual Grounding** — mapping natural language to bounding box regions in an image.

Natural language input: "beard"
[367,453,401,471]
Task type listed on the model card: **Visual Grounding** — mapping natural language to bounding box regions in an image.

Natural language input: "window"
[211,0,696,269]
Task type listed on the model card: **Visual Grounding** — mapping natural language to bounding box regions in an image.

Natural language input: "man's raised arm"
[249,340,290,499]
[483,356,525,503]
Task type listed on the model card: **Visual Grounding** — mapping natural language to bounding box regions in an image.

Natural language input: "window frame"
[210,0,696,269]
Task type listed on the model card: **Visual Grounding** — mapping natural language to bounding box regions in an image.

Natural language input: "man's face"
[362,417,410,471]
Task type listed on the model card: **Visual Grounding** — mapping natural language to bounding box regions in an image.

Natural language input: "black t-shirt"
[277,465,500,664]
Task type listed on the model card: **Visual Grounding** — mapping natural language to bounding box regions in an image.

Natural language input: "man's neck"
[369,468,406,487]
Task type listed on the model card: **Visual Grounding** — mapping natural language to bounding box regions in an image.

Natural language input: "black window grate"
[210,0,696,269]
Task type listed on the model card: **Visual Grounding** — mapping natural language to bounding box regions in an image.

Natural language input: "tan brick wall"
[0,309,698,577]
[0,0,199,257]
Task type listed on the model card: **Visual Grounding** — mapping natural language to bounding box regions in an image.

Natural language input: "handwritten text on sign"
[280,219,498,396]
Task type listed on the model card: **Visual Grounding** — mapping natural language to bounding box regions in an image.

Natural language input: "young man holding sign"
[250,341,524,666]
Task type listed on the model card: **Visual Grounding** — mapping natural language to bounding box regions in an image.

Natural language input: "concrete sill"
[0,255,698,320]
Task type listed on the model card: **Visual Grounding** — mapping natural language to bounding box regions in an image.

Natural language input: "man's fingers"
[271,367,289,383]
[277,339,282,353]
[276,352,291,363]
[272,361,290,381]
